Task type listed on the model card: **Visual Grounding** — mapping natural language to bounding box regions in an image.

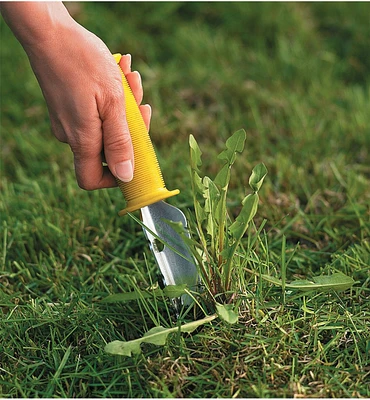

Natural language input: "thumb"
[100,93,134,183]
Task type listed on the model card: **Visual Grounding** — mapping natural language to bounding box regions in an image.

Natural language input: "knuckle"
[69,136,100,159]
[75,170,98,191]
[104,132,132,152]
[78,181,96,191]
[101,84,124,110]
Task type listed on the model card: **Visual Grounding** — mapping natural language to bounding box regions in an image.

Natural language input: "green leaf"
[216,303,239,324]
[287,273,356,292]
[214,129,246,191]
[259,272,356,292]
[163,284,188,298]
[249,163,268,192]
[105,340,140,357]
[105,314,218,357]
[203,176,221,242]
[194,198,207,225]
[229,193,259,240]
[101,285,188,303]
[143,326,168,346]
[222,192,260,290]
[189,134,208,249]
[214,164,230,191]
[193,171,204,194]
[189,134,202,172]
[217,129,246,164]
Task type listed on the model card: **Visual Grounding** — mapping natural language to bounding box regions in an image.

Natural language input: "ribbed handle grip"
[113,54,179,215]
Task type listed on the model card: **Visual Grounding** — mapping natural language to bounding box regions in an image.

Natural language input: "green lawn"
[1,2,369,397]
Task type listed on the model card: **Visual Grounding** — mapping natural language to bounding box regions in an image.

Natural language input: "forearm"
[0,1,74,50]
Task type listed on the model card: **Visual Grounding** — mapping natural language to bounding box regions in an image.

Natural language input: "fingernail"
[134,71,142,88]
[145,103,152,114]
[125,53,132,66]
[115,160,133,182]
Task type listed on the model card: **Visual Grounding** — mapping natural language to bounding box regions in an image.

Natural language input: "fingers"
[71,54,151,189]
[118,53,131,75]
[119,55,142,103]
[74,150,117,190]
[126,71,143,104]
[73,104,151,190]
[140,104,152,131]
[100,99,135,184]
[126,72,152,131]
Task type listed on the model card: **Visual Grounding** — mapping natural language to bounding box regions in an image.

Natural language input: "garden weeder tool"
[112,54,198,307]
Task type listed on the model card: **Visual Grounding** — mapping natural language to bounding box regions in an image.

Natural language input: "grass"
[1,2,369,397]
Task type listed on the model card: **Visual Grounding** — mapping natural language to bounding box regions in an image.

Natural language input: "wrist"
[1,2,75,50]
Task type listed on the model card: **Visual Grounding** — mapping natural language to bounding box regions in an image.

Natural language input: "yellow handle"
[113,53,179,215]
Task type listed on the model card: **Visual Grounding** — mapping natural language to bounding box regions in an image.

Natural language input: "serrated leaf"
[216,303,239,324]
[143,326,168,345]
[192,169,205,195]
[189,134,202,172]
[214,164,230,191]
[104,326,169,357]
[163,284,188,298]
[194,198,206,224]
[215,130,246,193]
[101,285,188,304]
[105,340,141,357]
[259,272,355,292]
[249,163,268,192]
[287,273,355,292]
[203,177,220,212]
[105,314,218,357]
[217,129,246,164]
[222,192,260,290]
[203,176,221,241]
[229,193,259,239]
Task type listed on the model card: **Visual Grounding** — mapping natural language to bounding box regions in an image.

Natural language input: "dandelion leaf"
[143,326,169,346]
[105,315,217,357]
[216,303,238,324]
[229,193,259,240]
[249,163,268,192]
[189,134,202,172]
[260,272,355,292]
[105,339,142,357]
[203,176,221,239]
[287,272,356,292]
[163,284,188,298]
[215,129,246,190]
[217,129,246,164]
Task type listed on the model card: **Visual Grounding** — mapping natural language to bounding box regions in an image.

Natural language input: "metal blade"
[141,201,198,306]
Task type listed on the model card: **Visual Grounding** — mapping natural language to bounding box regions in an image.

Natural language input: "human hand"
[1,2,151,190]
[27,30,152,190]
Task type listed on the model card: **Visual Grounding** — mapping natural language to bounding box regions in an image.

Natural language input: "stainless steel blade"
[141,201,198,306]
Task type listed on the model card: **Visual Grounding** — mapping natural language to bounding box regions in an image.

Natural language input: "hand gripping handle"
[113,54,179,215]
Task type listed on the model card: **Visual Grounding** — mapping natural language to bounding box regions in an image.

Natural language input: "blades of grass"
[281,235,286,304]
[2,221,7,268]
[45,345,72,397]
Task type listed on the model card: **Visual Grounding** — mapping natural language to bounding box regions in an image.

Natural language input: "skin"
[1,1,151,190]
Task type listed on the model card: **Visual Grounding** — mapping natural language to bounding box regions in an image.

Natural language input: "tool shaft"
[113,53,179,215]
